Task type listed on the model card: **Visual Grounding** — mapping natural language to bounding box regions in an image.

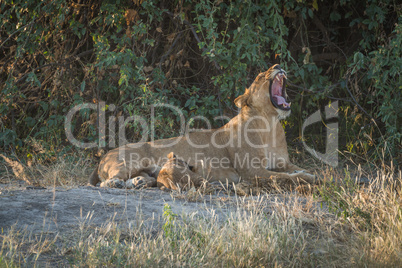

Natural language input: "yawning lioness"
[89,64,317,189]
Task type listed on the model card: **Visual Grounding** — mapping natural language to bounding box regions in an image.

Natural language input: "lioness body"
[89,65,316,188]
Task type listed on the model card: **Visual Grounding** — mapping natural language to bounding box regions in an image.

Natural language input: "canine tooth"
[289,102,291,107]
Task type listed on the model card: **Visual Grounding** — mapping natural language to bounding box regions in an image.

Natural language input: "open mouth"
[270,72,291,111]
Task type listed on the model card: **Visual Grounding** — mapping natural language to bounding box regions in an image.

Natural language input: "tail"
[88,165,100,186]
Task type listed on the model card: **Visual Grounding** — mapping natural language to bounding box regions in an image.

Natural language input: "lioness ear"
[234,93,250,108]
[167,152,176,159]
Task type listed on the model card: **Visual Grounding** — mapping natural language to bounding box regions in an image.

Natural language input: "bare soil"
[1,184,307,234]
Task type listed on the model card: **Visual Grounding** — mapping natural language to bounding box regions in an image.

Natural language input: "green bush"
[349,21,401,159]
[0,0,400,166]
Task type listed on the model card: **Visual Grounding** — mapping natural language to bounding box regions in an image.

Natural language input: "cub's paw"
[126,176,157,189]
[209,181,234,192]
[126,176,146,189]
[233,182,252,196]
[100,178,125,188]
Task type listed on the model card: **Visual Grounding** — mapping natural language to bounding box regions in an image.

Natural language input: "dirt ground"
[1,183,304,235]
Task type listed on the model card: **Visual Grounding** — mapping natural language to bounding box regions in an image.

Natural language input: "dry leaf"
[126,28,132,38]
[176,61,183,68]
[303,47,311,65]
[143,66,154,72]
[133,0,145,6]
[0,154,32,185]
[156,27,163,33]
[176,49,184,57]
[167,33,176,43]
[125,9,138,26]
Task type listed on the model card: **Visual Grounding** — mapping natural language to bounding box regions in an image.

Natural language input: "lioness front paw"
[306,173,317,184]
[301,173,317,184]
[290,171,317,184]
[291,170,304,174]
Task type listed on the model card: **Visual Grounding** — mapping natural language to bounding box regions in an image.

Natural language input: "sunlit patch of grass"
[0,153,94,187]
[317,168,402,266]
[0,225,60,267]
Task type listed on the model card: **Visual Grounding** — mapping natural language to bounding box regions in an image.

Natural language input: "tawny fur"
[157,152,205,190]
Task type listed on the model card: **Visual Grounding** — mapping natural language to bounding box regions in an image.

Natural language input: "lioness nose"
[273,64,282,70]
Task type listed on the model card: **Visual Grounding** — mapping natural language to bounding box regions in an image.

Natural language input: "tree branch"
[16,49,94,84]
[0,20,36,49]
[345,75,375,121]
[163,11,224,124]
[158,32,183,68]
[164,11,222,73]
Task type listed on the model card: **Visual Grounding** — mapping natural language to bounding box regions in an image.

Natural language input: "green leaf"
[24,117,36,127]
[330,11,341,22]
[39,101,49,111]
[80,80,86,92]
[185,99,191,107]
[299,68,305,79]
[312,0,318,10]
[308,9,313,18]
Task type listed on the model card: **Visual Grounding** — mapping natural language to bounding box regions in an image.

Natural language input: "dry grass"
[0,155,401,267]
[0,153,94,187]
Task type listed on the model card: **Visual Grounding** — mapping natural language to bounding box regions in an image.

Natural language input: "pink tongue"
[273,95,288,106]
[272,83,282,95]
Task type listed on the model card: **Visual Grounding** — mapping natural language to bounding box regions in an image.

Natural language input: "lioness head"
[234,64,291,119]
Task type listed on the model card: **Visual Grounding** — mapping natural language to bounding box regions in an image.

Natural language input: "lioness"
[89,64,317,188]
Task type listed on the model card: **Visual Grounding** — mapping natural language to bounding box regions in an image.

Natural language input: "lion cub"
[157,152,206,190]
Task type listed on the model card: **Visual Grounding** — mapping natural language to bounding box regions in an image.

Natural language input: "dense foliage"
[0,0,400,166]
